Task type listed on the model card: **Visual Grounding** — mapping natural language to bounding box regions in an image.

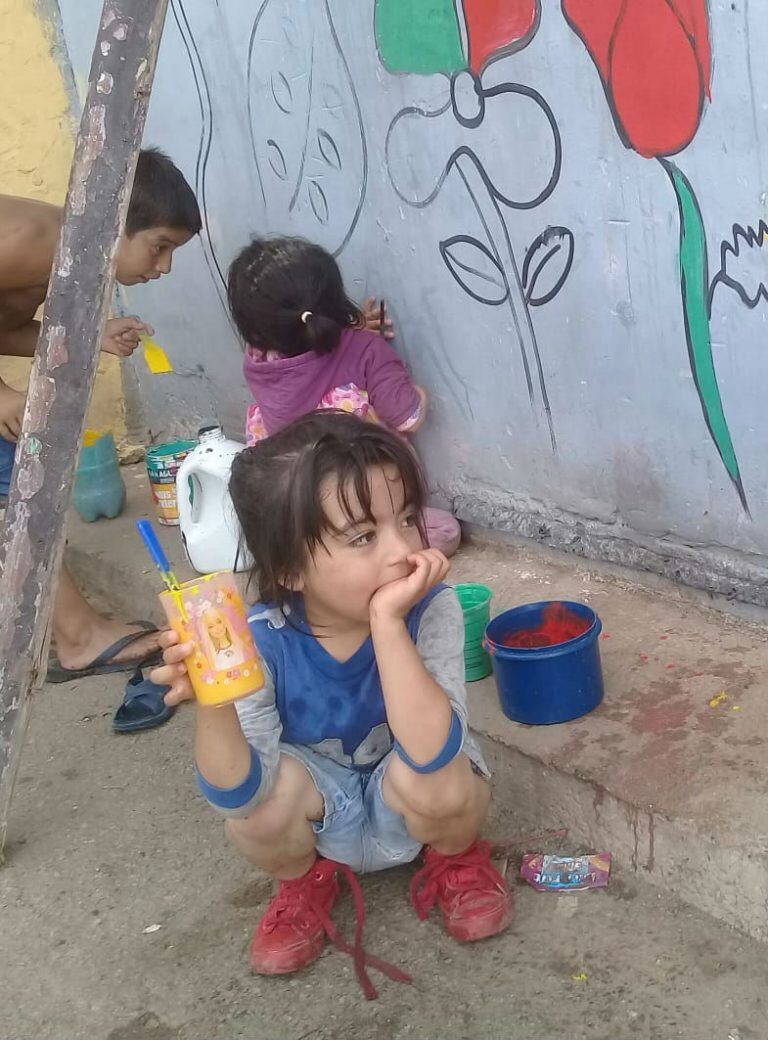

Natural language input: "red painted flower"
[562,0,712,158]
[464,0,540,74]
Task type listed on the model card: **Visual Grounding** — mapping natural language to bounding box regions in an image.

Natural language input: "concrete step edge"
[480,736,768,943]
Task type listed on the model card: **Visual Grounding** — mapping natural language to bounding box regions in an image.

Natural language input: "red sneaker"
[410,840,514,942]
[250,858,412,1000]
[250,858,340,976]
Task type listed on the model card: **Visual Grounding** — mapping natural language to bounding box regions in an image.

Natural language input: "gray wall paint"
[56,2,768,600]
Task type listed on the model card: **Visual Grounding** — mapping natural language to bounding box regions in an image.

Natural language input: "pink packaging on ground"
[520,852,611,892]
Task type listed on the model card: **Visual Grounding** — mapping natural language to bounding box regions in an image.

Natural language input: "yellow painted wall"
[0,0,73,200]
[0,0,127,449]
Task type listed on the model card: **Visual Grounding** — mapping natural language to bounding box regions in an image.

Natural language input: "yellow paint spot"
[142,337,173,374]
[709,691,728,708]
[731,705,741,712]
[571,973,588,982]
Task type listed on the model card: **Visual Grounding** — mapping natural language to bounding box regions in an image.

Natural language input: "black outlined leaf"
[270,71,293,114]
[440,235,509,306]
[317,128,341,169]
[266,139,288,180]
[714,220,768,310]
[308,179,329,224]
[522,226,574,306]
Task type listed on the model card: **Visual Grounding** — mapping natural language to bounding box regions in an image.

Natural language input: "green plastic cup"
[456,583,493,682]
[465,659,492,682]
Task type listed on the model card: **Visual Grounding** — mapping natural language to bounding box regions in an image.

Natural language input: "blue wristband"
[196,745,262,809]
[394,710,464,774]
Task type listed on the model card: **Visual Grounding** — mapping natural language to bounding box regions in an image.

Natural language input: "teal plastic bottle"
[73,432,126,522]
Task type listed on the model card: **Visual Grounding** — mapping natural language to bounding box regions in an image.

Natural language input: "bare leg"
[382,752,490,854]
[52,563,162,670]
[226,754,324,880]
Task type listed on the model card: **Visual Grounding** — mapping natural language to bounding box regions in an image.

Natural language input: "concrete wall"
[54,1,768,602]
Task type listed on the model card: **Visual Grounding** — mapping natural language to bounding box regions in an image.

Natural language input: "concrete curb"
[479,733,768,944]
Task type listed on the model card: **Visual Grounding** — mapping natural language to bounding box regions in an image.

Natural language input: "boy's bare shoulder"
[0,195,61,291]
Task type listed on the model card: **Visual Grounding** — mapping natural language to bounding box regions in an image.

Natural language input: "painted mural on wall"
[245,0,367,257]
[169,0,228,320]
[373,0,763,512]
[376,0,573,450]
[56,0,768,549]
[169,0,367,325]
[562,0,753,511]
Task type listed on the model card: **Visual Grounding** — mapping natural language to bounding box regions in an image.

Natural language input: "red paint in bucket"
[501,602,591,649]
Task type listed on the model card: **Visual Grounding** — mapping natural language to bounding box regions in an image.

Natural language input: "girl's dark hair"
[227,236,362,357]
[229,411,427,609]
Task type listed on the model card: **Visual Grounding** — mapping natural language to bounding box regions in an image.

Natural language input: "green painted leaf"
[375,0,466,75]
[665,159,747,510]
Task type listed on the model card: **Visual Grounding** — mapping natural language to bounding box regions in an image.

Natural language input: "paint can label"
[145,440,196,525]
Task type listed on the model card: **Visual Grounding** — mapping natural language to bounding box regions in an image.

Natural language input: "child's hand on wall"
[151,628,196,706]
[0,382,25,442]
[369,548,449,624]
[102,315,154,357]
[361,297,394,340]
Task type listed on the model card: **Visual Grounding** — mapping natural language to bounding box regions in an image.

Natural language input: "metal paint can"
[145,440,196,525]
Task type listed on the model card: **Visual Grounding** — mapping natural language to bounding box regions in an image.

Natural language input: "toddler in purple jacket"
[228,236,460,556]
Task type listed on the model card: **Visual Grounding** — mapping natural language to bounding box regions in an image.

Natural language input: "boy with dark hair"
[0,148,201,681]
[124,147,202,238]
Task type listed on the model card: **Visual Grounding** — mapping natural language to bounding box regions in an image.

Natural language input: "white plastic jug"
[176,425,251,574]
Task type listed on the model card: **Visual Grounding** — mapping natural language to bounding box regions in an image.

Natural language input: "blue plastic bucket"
[484,601,604,725]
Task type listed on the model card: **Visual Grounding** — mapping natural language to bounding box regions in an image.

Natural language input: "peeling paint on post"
[0,0,170,858]
[46,326,68,369]
[69,105,107,216]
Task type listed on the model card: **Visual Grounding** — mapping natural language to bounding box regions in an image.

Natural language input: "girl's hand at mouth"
[369,549,450,625]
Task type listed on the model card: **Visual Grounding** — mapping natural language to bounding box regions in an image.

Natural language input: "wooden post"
[0,0,170,857]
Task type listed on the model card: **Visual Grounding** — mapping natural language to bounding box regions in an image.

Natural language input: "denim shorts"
[281,744,423,874]
[0,435,15,502]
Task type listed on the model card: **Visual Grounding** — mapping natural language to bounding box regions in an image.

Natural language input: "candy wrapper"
[521,853,611,892]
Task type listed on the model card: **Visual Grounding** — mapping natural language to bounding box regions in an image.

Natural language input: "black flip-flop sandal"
[46,621,162,684]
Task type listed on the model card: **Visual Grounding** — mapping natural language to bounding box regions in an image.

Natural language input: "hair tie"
[300,311,313,324]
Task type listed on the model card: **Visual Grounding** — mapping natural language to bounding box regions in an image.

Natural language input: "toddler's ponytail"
[300,311,344,356]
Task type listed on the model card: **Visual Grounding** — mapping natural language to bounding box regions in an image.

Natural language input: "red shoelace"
[410,839,506,920]
[263,859,412,1000]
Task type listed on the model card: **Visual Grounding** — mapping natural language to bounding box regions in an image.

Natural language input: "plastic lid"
[198,424,223,441]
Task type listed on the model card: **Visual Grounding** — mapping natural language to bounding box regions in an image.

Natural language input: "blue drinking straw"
[136,519,188,623]
[136,519,181,590]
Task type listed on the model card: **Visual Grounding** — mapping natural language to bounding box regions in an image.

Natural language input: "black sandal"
[46,621,162,684]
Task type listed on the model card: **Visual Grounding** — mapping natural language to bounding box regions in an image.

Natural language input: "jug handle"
[176,467,195,530]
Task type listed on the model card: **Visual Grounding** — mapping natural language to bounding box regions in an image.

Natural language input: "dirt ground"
[2,666,766,1040]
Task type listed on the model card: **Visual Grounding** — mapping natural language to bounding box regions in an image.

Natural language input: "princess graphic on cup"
[197,607,248,670]
[159,575,265,705]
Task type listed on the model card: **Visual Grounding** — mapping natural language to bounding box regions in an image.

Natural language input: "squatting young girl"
[153,411,510,996]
